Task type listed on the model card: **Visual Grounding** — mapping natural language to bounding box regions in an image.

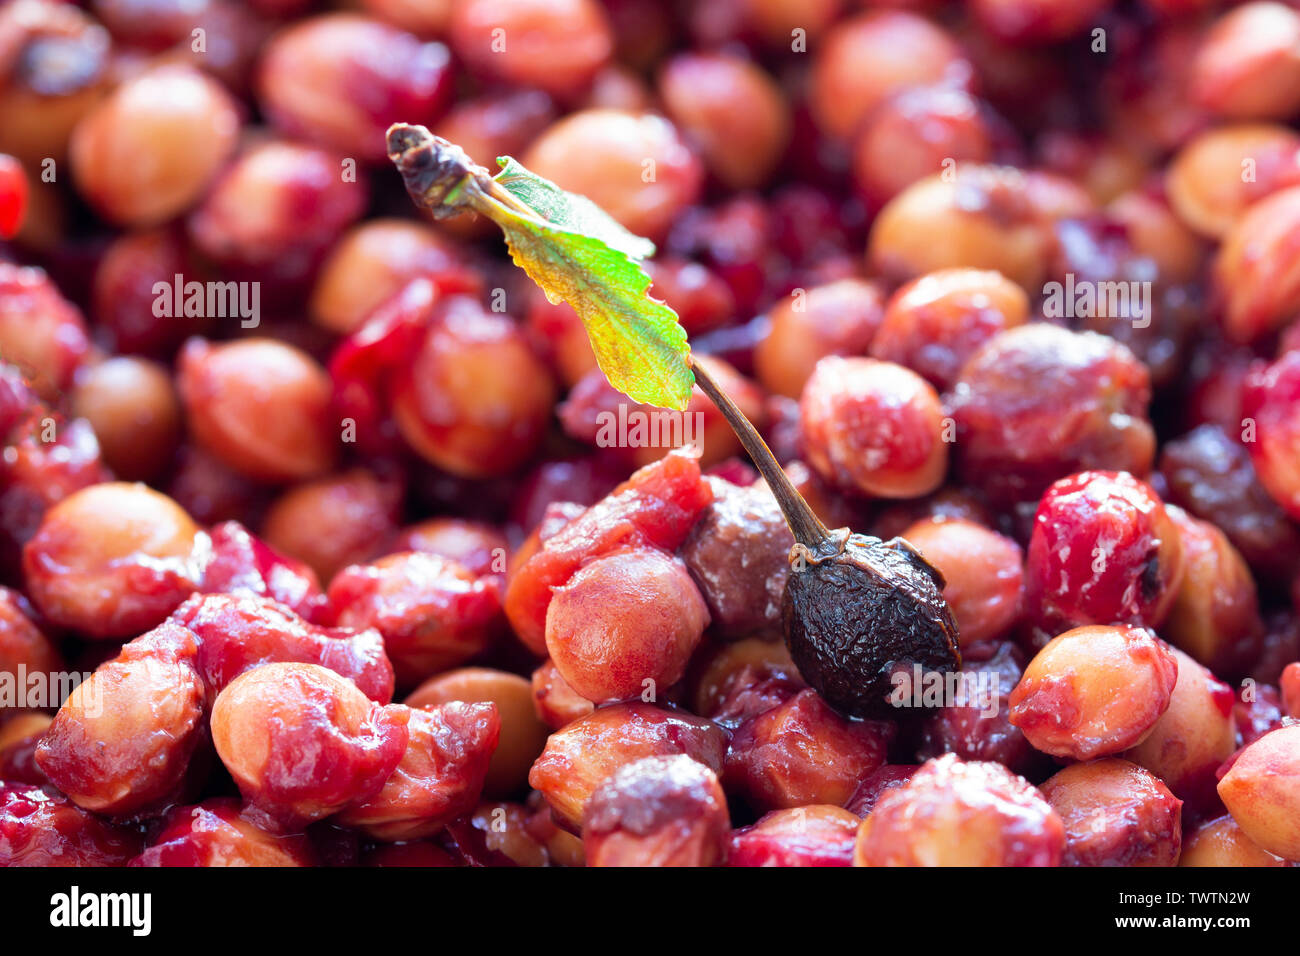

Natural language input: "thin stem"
[691,357,830,549]
[480,177,543,219]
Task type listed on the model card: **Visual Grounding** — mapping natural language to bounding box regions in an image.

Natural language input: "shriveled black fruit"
[691,360,961,719]
[783,530,960,718]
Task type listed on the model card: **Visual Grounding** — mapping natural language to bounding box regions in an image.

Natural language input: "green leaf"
[386,129,694,411]
[493,157,656,262]
[494,207,694,411]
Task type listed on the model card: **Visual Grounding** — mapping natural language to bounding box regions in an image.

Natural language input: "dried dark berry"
[783,530,960,718]
[692,361,961,720]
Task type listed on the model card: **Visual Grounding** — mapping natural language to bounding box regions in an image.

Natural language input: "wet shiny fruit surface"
[0,156,27,240]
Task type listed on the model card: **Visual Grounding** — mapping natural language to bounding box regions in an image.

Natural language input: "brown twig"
[691,357,830,550]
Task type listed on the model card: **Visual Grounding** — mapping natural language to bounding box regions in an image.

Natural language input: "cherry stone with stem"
[386,123,960,718]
